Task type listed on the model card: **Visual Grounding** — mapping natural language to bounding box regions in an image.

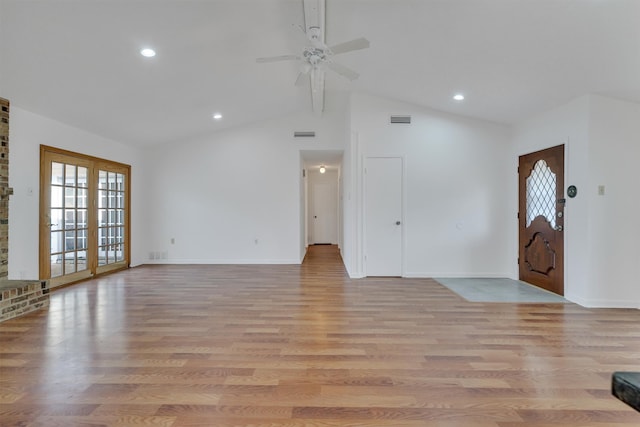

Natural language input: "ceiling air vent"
[294,131,316,138]
[390,115,411,124]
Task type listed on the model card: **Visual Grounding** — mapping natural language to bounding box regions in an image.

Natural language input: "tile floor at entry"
[435,277,567,303]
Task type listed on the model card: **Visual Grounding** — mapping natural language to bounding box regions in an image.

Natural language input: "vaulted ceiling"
[1,0,639,147]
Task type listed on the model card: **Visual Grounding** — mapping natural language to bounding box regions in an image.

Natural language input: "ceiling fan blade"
[329,37,370,55]
[295,72,307,87]
[326,61,359,81]
[256,54,300,63]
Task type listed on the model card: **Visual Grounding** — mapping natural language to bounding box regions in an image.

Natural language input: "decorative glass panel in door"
[525,160,556,229]
[518,145,564,296]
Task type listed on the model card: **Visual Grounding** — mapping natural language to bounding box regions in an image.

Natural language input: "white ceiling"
[1,0,639,148]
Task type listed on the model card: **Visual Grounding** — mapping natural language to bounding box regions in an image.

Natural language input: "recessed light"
[453,94,465,101]
[212,113,222,120]
[140,48,156,58]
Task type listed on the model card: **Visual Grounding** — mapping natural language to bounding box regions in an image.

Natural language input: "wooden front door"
[518,145,564,295]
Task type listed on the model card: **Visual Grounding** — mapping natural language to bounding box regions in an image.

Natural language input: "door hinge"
[517,212,520,219]
[517,257,520,265]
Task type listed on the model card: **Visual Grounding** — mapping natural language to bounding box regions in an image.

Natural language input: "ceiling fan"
[256,26,370,90]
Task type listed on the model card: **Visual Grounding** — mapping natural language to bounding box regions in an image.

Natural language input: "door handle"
[395,221,401,225]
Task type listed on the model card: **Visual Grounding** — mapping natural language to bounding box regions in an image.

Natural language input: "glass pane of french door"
[49,161,89,278]
[97,169,126,268]
[40,146,130,287]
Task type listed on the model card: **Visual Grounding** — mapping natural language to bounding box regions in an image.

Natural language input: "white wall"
[300,155,307,260]
[341,129,360,277]
[512,94,640,307]
[143,108,345,264]
[585,95,640,307]
[348,93,512,278]
[8,106,145,280]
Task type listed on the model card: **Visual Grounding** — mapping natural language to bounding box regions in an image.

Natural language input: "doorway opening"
[300,150,343,257]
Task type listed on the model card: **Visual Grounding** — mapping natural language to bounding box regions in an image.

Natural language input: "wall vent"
[294,131,316,138]
[390,115,411,124]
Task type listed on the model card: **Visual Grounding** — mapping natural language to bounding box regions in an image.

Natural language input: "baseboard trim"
[404,272,511,279]
[144,259,302,265]
[567,295,640,309]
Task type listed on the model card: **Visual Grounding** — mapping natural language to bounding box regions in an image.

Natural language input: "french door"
[40,146,130,287]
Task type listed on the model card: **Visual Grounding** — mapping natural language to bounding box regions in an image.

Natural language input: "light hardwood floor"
[1,245,639,426]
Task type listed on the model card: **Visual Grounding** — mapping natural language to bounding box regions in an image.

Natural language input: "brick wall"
[0,97,9,278]
[0,280,49,322]
[0,97,50,323]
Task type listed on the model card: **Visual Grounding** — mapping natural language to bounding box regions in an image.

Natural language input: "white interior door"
[311,181,338,244]
[365,157,402,276]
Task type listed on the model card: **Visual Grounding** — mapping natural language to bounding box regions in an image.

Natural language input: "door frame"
[39,145,131,287]
[309,171,339,245]
[518,144,565,295]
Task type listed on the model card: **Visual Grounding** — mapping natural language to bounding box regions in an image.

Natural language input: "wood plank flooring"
[1,244,640,426]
